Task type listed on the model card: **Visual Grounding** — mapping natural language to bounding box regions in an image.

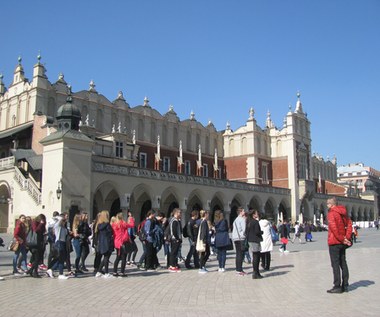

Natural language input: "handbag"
[26,229,38,249]
[226,238,234,251]
[196,220,206,252]
[8,238,19,252]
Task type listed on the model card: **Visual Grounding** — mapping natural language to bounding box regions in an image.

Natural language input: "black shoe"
[252,273,263,279]
[342,285,349,293]
[327,287,343,294]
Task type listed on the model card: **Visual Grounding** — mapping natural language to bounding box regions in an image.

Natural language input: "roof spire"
[295,91,303,113]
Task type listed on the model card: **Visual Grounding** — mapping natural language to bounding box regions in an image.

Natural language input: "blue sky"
[1,0,379,170]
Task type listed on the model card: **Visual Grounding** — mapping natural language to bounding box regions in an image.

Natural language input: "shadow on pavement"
[263,271,290,277]
[270,264,295,270]
[349,280,375,291]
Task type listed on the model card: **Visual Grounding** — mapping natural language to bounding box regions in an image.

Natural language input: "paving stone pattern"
[0,230,379,317]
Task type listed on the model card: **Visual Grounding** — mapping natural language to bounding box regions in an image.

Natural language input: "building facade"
[0,56,375,232]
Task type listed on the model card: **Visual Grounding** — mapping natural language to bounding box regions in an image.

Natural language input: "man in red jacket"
[326,197,353,294]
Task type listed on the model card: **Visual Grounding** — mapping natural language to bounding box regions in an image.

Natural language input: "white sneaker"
[95,272,103,278]
[58,275,69,280]
[198,268,208,274]
[279,248,284,252]
[218,268,223,272]
[46,269,54,278]
[102,273,115,279]
[284,250,290,253]
[0,276,4,280]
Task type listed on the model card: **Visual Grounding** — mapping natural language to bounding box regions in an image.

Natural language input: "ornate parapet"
[92,162,291,195]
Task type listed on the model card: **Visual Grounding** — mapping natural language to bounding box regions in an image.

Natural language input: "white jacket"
[259,219,273,252]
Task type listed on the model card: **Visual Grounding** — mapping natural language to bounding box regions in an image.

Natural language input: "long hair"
[213,210,224,223]
[95,210,110,233]
[72,214,81,231]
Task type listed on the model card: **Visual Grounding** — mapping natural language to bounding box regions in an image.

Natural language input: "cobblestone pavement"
[0,230,379,317]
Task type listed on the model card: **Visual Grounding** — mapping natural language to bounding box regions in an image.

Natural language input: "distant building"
[0,56,375,232]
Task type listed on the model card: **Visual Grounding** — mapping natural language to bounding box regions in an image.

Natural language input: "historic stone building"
[0,56,375,232]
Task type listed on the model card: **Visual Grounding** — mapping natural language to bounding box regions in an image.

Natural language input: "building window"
[115,141,123,158]
[163,157,170,172]
[185,160,191,175]
[139,152,147,168]
[261,162,268,184]
[203,164,208,177]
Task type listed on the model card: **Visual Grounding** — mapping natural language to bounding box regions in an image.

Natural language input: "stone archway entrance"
[0,184,10,233]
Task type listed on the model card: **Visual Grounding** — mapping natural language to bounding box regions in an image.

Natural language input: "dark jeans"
[217,247,227,269]
[185,239,200,268]
[252,251,261,275]
[126,239,138,262]
[145,241,155,270]
[30,248,42,275]
[234,240,244,272]
[169,240,181,268]
[98,252,112,274]
[199,244,210,269]
[80,241,90,268]
[49,241,67,275]
[260,251,271,270]
[329,244,349,288]
[114,245,128,274]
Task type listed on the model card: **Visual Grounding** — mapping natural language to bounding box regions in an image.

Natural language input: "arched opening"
[0,184,10,233]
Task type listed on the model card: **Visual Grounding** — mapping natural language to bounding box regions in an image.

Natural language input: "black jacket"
[187,218,199,241]
[246,218,263,243]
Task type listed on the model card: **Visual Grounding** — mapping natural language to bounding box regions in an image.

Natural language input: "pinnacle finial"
[143,96,150,106]
[18,56,22,65]
[67,85,73,103]
[37,51,41,62]
[297,91,301,99]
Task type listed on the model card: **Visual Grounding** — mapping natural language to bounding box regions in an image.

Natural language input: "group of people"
[9,207,278,279]
[7,196,354,293]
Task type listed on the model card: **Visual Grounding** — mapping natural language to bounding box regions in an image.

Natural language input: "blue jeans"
[217,247,227,269]
[51,241,67,275]
[72,238,82,270]
[13,244,27,272]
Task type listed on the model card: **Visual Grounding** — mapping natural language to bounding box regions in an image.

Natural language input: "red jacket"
[112,218,135,250]
[327,205,353,246]
[13,221,27,245]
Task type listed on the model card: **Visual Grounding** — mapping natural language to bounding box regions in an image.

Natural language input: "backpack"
[138,220,147,242]
[182,222,189,238]
[270,225,279,242]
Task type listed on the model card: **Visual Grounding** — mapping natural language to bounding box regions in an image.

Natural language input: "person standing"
[292,222,302,243]
[197,210,210,274]
[259,214,273,271]
[279,220,289,253]
[27,214,46,278]
[12,214,28,275]
[184,210,200,269]
[144,210,157,272]
[77,212,91,271]
[246,210,263,279]
[326,197,352,294]
[214,210,230,272]
[95,210,114,278]
[232,207,247,276]
[168,208,182,272]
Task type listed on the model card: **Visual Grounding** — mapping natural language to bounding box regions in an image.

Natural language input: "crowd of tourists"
[6,207,306,280]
